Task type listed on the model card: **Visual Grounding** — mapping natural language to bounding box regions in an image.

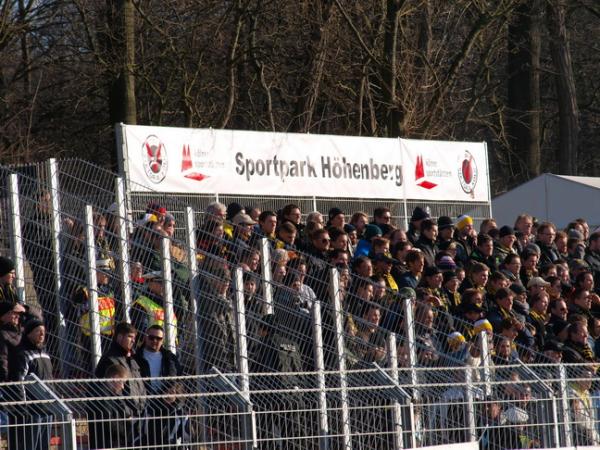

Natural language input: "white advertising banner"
[400,138,490,202]
[120,125,403,199]
[119,124,489,202]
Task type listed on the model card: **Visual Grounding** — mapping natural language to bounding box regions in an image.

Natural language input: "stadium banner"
[118,124,489,202]
[400,138,490,202]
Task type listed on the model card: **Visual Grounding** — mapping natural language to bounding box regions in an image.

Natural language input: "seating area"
[0,159,599,449]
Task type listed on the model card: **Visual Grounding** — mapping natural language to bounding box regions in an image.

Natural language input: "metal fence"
[0,158,583,450]
[0,366,599,449]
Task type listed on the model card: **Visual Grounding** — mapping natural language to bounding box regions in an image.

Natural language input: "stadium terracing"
[0,159,597,450]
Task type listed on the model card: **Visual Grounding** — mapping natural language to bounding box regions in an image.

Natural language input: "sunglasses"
[147,335,163,341]
[321,238,331,243]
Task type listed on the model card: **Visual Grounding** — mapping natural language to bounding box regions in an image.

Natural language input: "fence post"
[559,364,573,447]
[115,177,132,322]
[402,295,419,449]
[387,332,404,450]
[232,266,256,449]
[84,205,102,368]
[478,331,492,397]
[259,238,274,315]
[312,300,329,450]
[8,174,26,305]
[185,207,203,376]
[329,267,351,450]
[464,366,477,442]
[161,237,176,354]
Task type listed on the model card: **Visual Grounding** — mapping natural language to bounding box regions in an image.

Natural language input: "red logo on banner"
[458,150,478,197]
[142,135,168,184]
[415,155,437,190]
[181,144,208,181]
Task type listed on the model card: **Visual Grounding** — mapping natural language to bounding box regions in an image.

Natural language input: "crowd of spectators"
[2,197,600,448]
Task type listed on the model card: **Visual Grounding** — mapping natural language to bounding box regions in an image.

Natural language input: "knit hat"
[473,319,493,335]
[23,318,44,336]
[568,229,584,240]
[363,224,382,241]
[423,266,441,277]
[527,276,550,289]
[410,206,430,222]
[328,207,344,221]
[437,216,455,231]
[509,283,526,295]
[442,270,458,284]
[448,332,466,351]
[0,302,24,316]
[498,226,515,238]
[0,256,15,277]
[343,224,356,234]
[437,256,457,271]
[456,215,473,231]
[551,319,569,337]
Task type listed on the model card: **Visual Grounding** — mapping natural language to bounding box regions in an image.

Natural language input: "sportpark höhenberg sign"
[118,124,489,202]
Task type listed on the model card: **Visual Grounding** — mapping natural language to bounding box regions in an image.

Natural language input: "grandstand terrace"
[0,159,599,449]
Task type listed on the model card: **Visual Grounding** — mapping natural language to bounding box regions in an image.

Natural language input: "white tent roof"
[492,173,600,229]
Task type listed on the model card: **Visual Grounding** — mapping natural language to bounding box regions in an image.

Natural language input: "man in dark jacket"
[9,318,52,381]
[135,325,187,449]
[535,222,560,267]
[95,322,147,447]
[0,302,24,381]
[415,218,438,267]
[585,231,600,293]
[8,318,53,450]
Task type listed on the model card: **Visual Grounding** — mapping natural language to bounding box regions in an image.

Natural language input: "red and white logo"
[458,150,478,197]
[415,155,437,190]
[142,135,168,184]
[181,144,208,181]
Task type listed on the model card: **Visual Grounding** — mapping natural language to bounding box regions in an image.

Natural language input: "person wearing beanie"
[354,224,382,258]
[10,318,52,381]
[454,215,476,267]
[326,207,345,230]
[407,206,430,245]
[442,270,462,312]
[0,256,18,305]
[0,302,25,381]
[437,216,455,247]
[493,226,518,269]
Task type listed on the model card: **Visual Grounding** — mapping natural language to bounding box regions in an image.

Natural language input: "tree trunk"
[506,0,541,180]
[380,0,404,137]
[108,0,136,127]
[290,0,334,132]
[547,0,579,175]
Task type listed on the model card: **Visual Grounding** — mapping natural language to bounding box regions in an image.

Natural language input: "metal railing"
[0,367,598,449]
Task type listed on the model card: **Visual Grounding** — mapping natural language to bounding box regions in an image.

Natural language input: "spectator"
[276,221,298,250]
[0,256,18,304]
[536,222,560,266]
[245,205,261,222]
[493,226,517,268]
[415,218,438,267]
[10,318,52,381]
[327,207,345,230]
[135,325,186,449]
[562,321,596,364]
[130,271,177,343]
[396,250,424,289]
[254,210,278,247]
[520,250,539,287]
[88,364,135,450]
[349,211,369,239]
[527,292,549,349]
[351,255,373,278]
[354,224,382,258]
[407,206,429,244]
[372,252,398,291]
[568,366,600,446]
[500,253,522,286]
[196,265,237,373]
[0,302,24,381]
[436,216,455,247]
[454,214,476,266]
[470,234,495,270]
[585,232,600,288]
[21,190,57,354]
[230,212,256,258]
